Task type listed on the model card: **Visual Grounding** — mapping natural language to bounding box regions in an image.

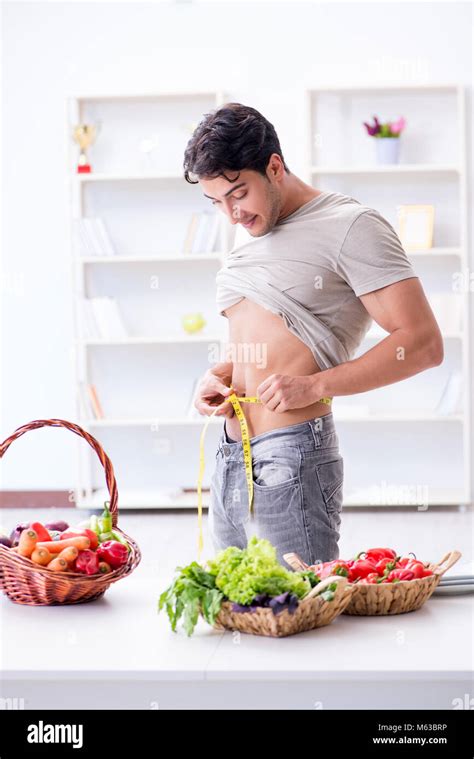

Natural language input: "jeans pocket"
[318,429,340,450]
[252,447,301,490]
[315,454,344,517]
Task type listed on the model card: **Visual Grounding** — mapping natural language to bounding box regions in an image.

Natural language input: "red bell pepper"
[359,547,397,563]
[397,553,418,567]
[385,568,415,583]
[29,521,51,542]
[375,557,397,576]
[74,549,100,576]
[404,560,433,579]
[313,560,350,579]
[60,529,99,550]
[349,559,378,582]
[96,540,128,569]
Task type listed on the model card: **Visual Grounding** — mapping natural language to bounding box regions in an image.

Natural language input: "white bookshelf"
[67,90,230,509]
[306,83,471,507]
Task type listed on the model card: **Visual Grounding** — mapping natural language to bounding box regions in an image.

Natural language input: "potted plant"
[363,115,406,165]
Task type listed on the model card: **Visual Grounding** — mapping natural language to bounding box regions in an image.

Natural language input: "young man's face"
[199,164,283,238]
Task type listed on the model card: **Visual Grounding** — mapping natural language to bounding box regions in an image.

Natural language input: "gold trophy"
[72,123,100,174]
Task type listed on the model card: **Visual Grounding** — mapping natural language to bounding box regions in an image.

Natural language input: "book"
[86,384,105,419]
[93,218,116,256]
[72,217,117,257]
[89,296,128,340]
[77,382,94,419]
[182,211,220,254]
[182,213,200,254]
[435,371,463,415]
[75,298,98,340]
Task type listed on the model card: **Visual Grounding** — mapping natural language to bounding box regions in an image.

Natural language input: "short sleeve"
[336,208,418,297]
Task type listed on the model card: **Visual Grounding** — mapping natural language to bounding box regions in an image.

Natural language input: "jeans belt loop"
[309,419,322,448]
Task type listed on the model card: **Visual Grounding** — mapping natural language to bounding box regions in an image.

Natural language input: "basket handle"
[305,574,353,601]
[283,552,310,571]
[429,550,462,577]
[0,419,119,527]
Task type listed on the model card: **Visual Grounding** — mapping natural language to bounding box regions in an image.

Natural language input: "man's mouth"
[242,215,257,228]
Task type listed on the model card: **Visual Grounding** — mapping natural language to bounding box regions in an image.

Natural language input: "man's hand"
[256,374,322,413]
[194,369,235,418]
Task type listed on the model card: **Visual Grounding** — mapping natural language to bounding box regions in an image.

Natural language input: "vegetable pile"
[158,536,340,637]
[0,502,130,575]
[307,547,434,585]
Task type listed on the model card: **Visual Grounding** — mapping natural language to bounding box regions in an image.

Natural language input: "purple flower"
[362,115,381,136]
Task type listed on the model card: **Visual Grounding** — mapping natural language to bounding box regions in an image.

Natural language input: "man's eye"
[234,193,247,200]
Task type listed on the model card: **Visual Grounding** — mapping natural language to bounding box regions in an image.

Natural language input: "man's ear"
[266,153,284,181]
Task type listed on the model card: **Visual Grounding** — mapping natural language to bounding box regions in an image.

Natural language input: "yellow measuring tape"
[196,385,333,559]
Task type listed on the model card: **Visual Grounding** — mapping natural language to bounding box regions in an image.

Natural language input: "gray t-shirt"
[215,190,419,370]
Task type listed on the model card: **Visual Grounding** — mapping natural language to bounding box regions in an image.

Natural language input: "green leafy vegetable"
[206,536,313,606]
[158,561,224,637]
[158,538,324,636]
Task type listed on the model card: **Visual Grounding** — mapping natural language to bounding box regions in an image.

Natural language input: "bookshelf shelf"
[85,413,464,427]
[81,335,224,346]
[77,253,224,264]
[310,164,461,175]
[76,172,185,183]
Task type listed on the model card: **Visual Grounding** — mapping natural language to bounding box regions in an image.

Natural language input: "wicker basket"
[283,550,462,616]
[0,418,141,606]
[211,575,356,637]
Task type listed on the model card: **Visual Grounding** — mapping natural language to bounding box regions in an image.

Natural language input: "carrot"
[37,536,90,553]
[18,529,38,557]
[47,557,68,572]
[31,547,53,566]
[57,546,79,564]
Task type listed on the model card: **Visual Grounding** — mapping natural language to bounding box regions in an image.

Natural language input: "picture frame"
[396,204,434,251]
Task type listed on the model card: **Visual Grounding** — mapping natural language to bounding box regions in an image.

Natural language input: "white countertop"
[1,507,473,709]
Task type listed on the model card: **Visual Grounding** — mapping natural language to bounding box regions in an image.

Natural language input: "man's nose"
[221,201,240,225]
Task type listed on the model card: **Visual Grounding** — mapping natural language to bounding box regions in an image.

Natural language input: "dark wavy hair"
[183,102,290,184]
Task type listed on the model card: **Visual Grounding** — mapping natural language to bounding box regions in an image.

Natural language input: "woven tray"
[283,550,462,616]
[211,575,356,637]
[0,418,141,605]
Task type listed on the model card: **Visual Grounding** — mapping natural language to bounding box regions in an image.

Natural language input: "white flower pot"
[375,137,400,165]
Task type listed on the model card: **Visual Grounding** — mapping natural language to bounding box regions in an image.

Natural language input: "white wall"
[1,0,472,488]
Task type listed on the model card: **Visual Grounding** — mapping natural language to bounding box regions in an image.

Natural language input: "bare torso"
[224,298,331,441]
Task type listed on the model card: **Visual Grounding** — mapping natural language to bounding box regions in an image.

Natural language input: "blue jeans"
[208,412,343,567]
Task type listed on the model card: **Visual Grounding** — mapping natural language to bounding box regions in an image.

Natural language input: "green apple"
[182,312,206,334]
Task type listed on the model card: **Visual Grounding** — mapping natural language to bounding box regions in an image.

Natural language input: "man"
[184,102,443,566]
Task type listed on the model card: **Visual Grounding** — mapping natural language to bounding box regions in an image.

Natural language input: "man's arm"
[315,277,444,397]
[256,278,444,412]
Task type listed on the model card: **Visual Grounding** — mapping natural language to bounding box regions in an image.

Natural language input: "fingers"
[204,375,233,399]
[195,400,234,417]
[256,373,277,401]
[215,401,235,418]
